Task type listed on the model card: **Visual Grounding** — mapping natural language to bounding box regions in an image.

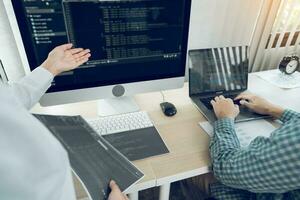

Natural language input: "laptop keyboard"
[200,94,241,110]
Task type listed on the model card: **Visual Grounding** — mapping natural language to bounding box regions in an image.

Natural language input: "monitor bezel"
[3,0,31,75]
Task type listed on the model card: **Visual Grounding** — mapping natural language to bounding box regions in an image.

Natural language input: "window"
[266,0,300,48]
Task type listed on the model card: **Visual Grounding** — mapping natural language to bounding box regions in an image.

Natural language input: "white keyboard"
[88,111,154,135]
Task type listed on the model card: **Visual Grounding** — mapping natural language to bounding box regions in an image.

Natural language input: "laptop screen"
[189,46,248,96]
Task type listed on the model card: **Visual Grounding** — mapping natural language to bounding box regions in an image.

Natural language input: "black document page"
[103,127,169,161]
[34,114,144,200]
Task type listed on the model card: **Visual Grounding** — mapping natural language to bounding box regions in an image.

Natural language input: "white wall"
[188,0,263,49]
[0,1,25,81]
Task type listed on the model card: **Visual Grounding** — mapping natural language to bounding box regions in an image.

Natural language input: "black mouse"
[160,102,177,117]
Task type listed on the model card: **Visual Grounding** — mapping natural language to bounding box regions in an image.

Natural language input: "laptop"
[189,46,269,123]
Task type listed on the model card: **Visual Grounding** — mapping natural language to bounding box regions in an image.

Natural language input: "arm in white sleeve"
[9,67,54,110]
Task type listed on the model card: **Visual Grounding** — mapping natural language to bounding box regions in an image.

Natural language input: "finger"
[109,180,121,191]
[211,100,218,112]
[75,52,90,61]
[214,96,220,101]
[77,53,91,62]
[235,104,239,110]
[235,105,240,114]
[82,53,91,60]
[76,57,89,66]
[210,100,216,106]
[69,48,84,54]
[240,100,253,109]
[86,53,91,58]
[58,43,73,51]
[227,98,234,103]
[80,53,91,59]
[219,95,225,100]
[74,49,91,59]
[235,93,252,101]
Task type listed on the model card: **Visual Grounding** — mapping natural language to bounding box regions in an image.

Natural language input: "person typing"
[209,94,300,199]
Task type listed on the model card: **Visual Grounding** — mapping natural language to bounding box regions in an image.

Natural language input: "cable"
[160,91,166,103]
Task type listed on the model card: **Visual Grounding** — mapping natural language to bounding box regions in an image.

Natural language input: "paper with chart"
[199,119,276,147]
[256,69,300,89]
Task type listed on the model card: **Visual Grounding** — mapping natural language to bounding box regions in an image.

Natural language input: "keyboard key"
[88,111,154,135]
[200,94,241,110]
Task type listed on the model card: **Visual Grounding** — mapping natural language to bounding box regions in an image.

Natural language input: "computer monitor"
[4,0,191,115]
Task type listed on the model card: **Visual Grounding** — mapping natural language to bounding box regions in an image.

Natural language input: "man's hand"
[235,93,284,118]
[211,96,240,120]
[41,43,91,76]
[108,180,129,200]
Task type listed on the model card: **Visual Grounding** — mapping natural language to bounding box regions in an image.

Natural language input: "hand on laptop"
[42,43,91,76]
[108,180,129,200]
[235,93,284,118]
[211,96,240,120]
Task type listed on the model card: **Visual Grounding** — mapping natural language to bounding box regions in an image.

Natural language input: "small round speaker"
[112,85,125,97]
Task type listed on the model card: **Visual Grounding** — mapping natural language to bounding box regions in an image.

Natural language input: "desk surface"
[31,73,300,198]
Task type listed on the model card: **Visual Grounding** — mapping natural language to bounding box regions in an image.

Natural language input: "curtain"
[252,0,300,72]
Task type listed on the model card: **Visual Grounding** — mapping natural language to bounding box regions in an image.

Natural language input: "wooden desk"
[31,73,300,200]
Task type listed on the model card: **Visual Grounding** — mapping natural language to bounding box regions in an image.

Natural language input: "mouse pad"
[103,127,169,161]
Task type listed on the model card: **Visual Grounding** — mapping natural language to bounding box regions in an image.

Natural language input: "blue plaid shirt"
[210,110,300,200]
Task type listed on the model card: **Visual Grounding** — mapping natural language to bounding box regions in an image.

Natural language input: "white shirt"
[0,67,76,200]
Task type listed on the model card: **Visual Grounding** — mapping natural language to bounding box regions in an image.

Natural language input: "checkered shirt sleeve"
[209,109,300,198]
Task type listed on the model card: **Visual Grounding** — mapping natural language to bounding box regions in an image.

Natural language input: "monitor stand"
[97,96,140,117]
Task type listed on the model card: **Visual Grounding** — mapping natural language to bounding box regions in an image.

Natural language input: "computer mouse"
[160,102,177,117]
